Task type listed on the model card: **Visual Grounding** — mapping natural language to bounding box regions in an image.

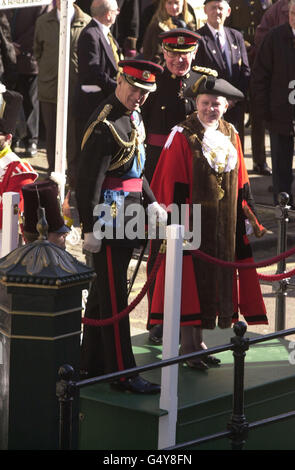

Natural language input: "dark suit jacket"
[251,22,295,136]
[75,18,118,122]
[111,0,139,53]
[195,23,250,145]
[195,23,250,95]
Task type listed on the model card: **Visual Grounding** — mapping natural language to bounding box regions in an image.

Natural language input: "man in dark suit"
[195,0,250,149]
[112,0,139,57]
[75,0,121,152]
[251,0,295,206]
[76,0,140,57]
[225,0,272,175]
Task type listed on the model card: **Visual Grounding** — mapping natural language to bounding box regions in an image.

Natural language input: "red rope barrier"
[190,246,295,281]
[257,268,295,281]
[191,245,295,270]
[82,251,165,327]
[82,243,295,328]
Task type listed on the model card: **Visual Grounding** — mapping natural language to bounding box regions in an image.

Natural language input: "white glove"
[147,202,168,226]
[83,232,102,253]
[245,219,254,236]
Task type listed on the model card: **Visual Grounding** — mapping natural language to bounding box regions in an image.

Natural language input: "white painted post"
[158,224,183,450]
[1,192,20,258]
[54,0,71,202]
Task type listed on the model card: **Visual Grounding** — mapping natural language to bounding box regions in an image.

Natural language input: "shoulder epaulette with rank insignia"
[81,104,113,150]
[192,66,218,78]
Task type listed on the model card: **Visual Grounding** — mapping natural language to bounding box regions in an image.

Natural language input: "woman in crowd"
[142,0,196,63]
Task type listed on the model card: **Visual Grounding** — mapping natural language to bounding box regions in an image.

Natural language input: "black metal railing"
[262,193,295,331]
[56,321,295,450]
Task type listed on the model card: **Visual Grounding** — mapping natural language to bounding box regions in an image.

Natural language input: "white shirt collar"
[207,22,226,42]
[93,17,110,40]
[197,115,219,130]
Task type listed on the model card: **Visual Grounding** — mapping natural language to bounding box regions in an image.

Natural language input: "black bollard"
[0,237,94,449]
[227,321,249,450]
[274,192,290,331]
[56,364,76,450]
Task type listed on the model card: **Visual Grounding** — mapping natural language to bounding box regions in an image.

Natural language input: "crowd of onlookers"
[0,0,294,206]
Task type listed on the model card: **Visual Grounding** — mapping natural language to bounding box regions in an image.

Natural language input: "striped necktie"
[215,32,231,78]
[108,31,120,68]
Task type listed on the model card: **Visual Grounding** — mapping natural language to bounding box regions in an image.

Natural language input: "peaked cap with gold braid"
[160,28,201,53]
[81,60,163,151]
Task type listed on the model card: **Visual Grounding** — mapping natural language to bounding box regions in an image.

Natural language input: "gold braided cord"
[191,75,207,95]
[81,102,144,172]
[192,65,218,77]
[109,144,137,171]
[104,119,137,148]
[104,119,138,170]
[81,104,113,150]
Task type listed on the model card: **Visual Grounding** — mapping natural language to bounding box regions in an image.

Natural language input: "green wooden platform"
[78,328,295,450]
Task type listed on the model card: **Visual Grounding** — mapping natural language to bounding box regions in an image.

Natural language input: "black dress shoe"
[203,355,221,366]
[185,360,209,371]
[253,163,272,176]
[111,375,161,394]
[148,324,163,344]
[26,142,38,157]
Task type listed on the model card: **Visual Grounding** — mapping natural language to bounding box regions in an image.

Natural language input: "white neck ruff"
[201,126,237,174]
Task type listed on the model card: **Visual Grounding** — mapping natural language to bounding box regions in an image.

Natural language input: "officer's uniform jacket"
[141,65,216,181]
[225,0,272,46]
[76,93,156,245]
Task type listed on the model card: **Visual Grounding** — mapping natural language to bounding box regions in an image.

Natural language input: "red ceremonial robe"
[148,114,268,329]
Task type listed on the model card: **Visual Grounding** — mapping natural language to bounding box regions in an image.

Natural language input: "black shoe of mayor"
[111,375,160,394]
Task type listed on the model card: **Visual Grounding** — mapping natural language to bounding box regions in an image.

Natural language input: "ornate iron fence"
[56,321,295,450]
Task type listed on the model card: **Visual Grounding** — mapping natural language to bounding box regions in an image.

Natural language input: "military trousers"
[80,245,137,378]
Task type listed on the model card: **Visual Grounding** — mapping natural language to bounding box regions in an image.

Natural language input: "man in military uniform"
[141,28,205,183]
[225,0,271,53]
[141,28,216,344]
[225,0,272,175]
[76,59,166,394]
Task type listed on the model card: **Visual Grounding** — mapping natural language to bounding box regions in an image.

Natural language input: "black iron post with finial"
[36,206,49,240]
[274,192,290,331]
[56,364,76,450]
[227,321,249,450]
